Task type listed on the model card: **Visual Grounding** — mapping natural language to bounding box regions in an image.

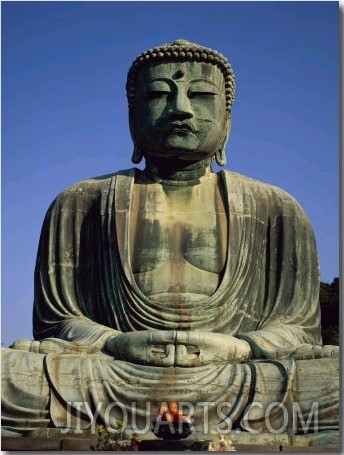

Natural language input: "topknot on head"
[172,39,191,46]
[126,39,236,110]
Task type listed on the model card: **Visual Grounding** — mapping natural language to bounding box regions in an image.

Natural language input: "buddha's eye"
[146,91,171,100]
[188,91,216,100]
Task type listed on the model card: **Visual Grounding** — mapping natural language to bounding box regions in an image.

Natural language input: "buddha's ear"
[215,111,231,167]
[129,108,143,164]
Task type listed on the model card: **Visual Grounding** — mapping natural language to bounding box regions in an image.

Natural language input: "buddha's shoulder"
[59,168,135,195]
[221,170,294,196]
[220,170,306,213]
[50,168,136,209]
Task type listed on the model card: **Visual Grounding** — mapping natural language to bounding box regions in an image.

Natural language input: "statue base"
[1,430,339,451]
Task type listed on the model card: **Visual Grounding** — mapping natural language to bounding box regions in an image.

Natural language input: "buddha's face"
[131,61,228,162]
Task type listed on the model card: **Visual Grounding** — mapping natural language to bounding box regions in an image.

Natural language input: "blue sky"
[1,1,339,346]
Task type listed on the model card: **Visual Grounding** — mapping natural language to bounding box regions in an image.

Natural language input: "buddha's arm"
[234,189,322,359]
[32,180,124,348]
[51,319,121,345]
[237,323,321,359]
[33,300,123,347]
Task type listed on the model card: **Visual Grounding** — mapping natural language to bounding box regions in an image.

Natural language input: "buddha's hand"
[104,331,177,366]
[104,330,252,367]
[173,332,252,367]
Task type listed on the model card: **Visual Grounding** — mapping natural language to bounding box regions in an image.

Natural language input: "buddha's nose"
[169,91,193,118]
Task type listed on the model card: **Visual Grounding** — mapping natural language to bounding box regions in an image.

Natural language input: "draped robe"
[33,168,321,349]
[3,168,338,435]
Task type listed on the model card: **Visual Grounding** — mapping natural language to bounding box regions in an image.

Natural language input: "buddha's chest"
[129,178,228,274]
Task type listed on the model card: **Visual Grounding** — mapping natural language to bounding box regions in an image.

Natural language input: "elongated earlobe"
[129,109,143,164]
[215,114,231,166]
[215,148,226,166]
[131,144,143,164]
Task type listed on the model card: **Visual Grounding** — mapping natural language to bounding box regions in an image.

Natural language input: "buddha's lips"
[168,123,196,134]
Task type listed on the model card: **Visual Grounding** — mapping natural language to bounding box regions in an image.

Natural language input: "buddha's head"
[126,39,235,166]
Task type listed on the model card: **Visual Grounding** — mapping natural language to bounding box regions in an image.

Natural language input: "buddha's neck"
[143,156,213,183]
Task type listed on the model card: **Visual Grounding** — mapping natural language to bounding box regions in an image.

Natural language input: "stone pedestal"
[138,439,209,451]
[1,431,339,452]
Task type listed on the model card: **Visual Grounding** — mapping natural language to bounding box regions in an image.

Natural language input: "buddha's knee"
[292,357,339,432]
[2,347,50,408]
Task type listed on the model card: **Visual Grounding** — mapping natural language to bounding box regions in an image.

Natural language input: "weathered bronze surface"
[1,40,338,440]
